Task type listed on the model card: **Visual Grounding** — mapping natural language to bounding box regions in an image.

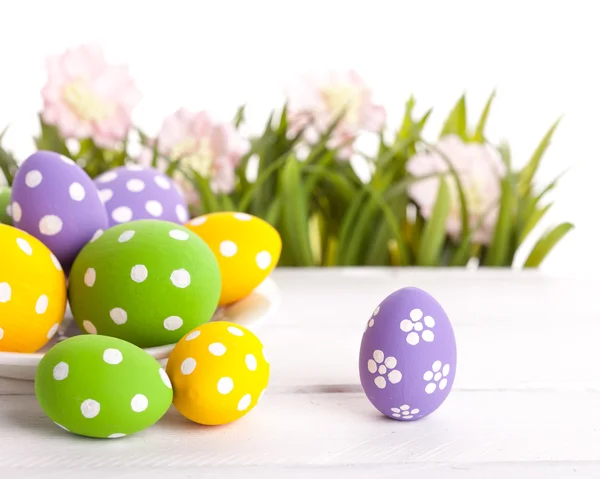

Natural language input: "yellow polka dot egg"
[0,224,67,352]
[185,212,282,306]
[166,321,270,426]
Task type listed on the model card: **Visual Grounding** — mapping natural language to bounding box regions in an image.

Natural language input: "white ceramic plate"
[0,277,280,381]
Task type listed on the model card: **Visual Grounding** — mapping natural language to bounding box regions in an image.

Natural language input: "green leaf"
[518,203,552,245]
[523,222,574,267]
[264,196,281,227]
[280,156,313,266]
[192,172,220,214]
[0,147,19,185]
[440,95,467,140]
[220,194,236,212]
[233,104,246,128]
[518,118,561,195]
[473,90,496,142]
[35,115,71,157]
[417,178,450,266]
[239,152,291,211]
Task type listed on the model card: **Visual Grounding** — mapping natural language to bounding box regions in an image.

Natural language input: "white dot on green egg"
[108,433,126,439]
[98,189,113,203]
[69,182,86,201]
[50,253,62,270]
[245,354,257,371]
[186,330,200,341]
[39,215,63,236]
[81,399,101,418]
[131,394,148,413]
[190,216,206,226]
[145,200,163,217]
[170,269,190,288]
[16,237,32,255]
[53,362,69,380]
[0,283,11,303]
[154,175,170,190]
[36,295,49,314]
[159,368,172,389]
[47,323,59,339]
[83,320,97,334]
[25,169,43,188]
[112,206,133,223]
[208,342,226,356]
[118,230,135,243]
[163,316,183,331]
[84,268,96,287]
[126,179,145,192]
[11,202,21,222]
[233,213,252,221]
[110,308,128,325]
[131,264,148,283]
[181,357,196,375]
[237,394,251,411]
[169,230,189,241]
[103,348,123,365]
[219,240,237,257]
[256,251,272,270]
[227,326,244,337]
[217,377,234,395]
[176,204,188,223]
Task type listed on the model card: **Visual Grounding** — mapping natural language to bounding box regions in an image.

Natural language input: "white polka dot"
[169,230,189,240]
[190,216,206,226]
[384,357,397,369]
[256,251,272,270]
[36,295,49,314]
[410,309,423,322]
[16,238,32,255]
[126,179,146,193]
[422,330,434,342]
[118,230,135,242]
[110,308,127,325]
[97,171,117,183]
[25,170,43,188]
[53,362,69,380]
[367,359,377,373]
[145,200,163,217]
[373,350,384,363]
[126,164,144,171]
[208,342,226,356]
[0,328,3,340]
[406,332,419,345]
[81,399,100,418]
[98,189,113,203]
[159,368,172,389]
[108,433,126,439]
[439,378,448,390]
[432,361,442,372]
[164,316,183,331]
[367,318,374,328]
[112,206,133,223]
[181,357,196,375]
[154,175,171,189]
[378,365,386,374]
[414,322,424,332]
[227,326,244,336]
[131,265,148,283]
[245,354,257,371]
[69,182,85,201]
[400,319,414,332]
[234,213,252,221]
[103,348,123,365]
[47,323,59,338]
[6,204,10,217]
[54,422,69,432]
[217,377,234,394]
[50,253,62,270]
[425,383,436,394]
[131,394,148,412]
[11,202,21,222]
[170,269,190,288]
[219,240,237,257]
[374,377,386,389]
[423,371,434,381]
[434,372,442,381]
[391,407,401,413]
[90,229,103,243]
[176,204,188,223]
[39,215,63,236]
[84,268,96,287]
[60,155,75,165]
[411,408,420,415]
[388,370,402,384]
[373,306,380,316]
[237,394,252,411]
[443,364,450,377]
[0,283,11,303]
[424,315,435,328]
[186,330,201,341]
[83,320,97,334]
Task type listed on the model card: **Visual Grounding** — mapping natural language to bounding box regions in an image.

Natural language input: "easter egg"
[359,287,457,421]
[68,219,221,348]
[166,321,269,425]
[0,224,66,352]
[94,165,189,227]
[186,212,281,306]
[35,335,173,439]
[11,150,108,271]
[0,186,11,224]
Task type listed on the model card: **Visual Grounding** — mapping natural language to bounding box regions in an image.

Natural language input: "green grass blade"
[518,203,552,245]
[473,90,496,142]
[440,95,467,140]
[523,222,574,267]
[518,118,561,195]
[417,178,450,266]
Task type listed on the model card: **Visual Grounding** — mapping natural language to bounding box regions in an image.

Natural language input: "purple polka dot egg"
[10,150,108,272]
[359,286,457,421]
[94,165,189,227]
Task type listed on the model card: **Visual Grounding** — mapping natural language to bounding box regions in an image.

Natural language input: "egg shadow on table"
[157,405,238,432]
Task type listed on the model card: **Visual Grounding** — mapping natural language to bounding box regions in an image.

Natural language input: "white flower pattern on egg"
[400,308,435,345]
[391,404,420,420]
[423,360,451,394]
[367,350,402,389]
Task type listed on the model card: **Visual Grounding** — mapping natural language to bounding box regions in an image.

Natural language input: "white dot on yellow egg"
[131,394,148,412]
[233,213,252,221]
[245,354,257,371]
[83,320,97,334]
[227,326,244,337]
[84,268,96,287]
[47,323,59,339]
[190,216,206,226]
[0,283,11,303]
[237,394,252,411]
[217,377,234,394]
[53,362,69,380]
[186,330,201,341]
[36,295,49,314]
[16,237,32,255]
[219,240,238,257]
[81,399,101,418]
[0,328,4,340]
[39,215,63,236]
[256,251,272,270]
[208,342,226,356]
[50,253,62,270]
[181,357,196,375]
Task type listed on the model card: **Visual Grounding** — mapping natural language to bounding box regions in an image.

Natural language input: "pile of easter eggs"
[0,150,281,438]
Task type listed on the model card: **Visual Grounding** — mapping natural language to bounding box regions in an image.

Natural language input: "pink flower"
[41,43,141,149]
[406,135,506,245]
[286,70,386,159]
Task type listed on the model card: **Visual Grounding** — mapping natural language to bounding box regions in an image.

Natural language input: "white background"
[0,0,595,274]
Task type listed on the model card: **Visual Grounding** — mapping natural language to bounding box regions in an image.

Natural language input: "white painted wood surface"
[1,268,599,478]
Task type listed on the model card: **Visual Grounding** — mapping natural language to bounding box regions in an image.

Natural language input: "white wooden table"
[1,268,599,478]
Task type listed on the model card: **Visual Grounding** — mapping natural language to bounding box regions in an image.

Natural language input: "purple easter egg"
[359,287,457,421]
[94,165,189,227]
[11,150,109,272]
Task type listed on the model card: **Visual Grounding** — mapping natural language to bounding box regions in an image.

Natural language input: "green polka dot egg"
[68,219,221,348]
[35,335,173,438]
[0,186,11,225]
